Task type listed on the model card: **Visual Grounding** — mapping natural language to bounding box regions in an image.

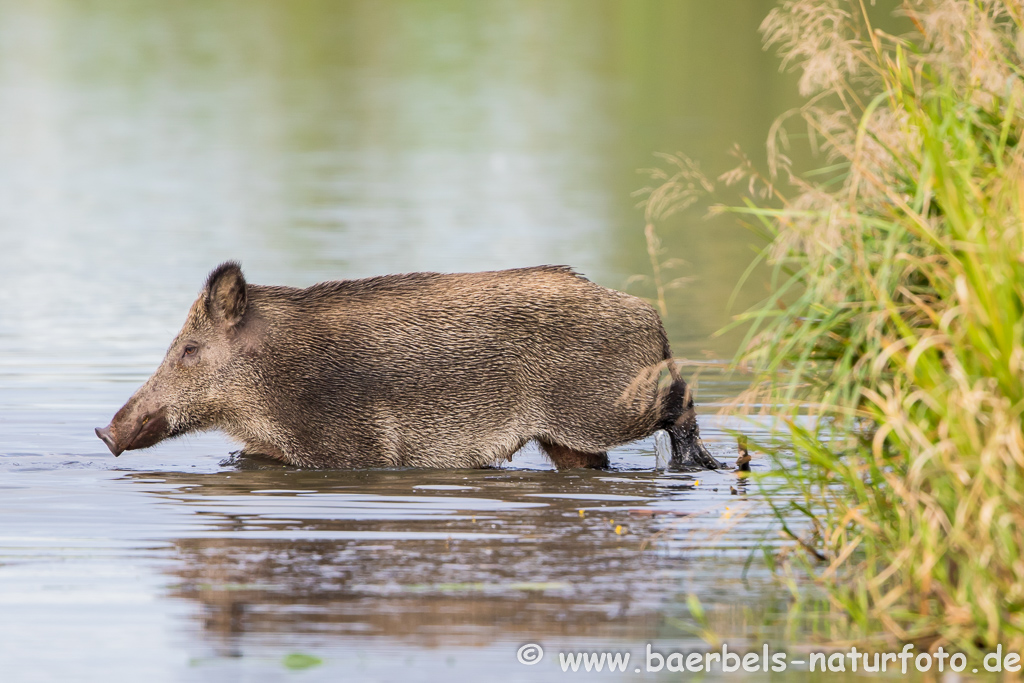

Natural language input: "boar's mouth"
[95,407,170,456]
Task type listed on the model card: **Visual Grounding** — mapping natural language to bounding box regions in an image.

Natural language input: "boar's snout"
[94,425,122,456]
[95,406,170,457]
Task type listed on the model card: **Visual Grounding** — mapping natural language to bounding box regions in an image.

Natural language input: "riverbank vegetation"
[644,0,1024,650]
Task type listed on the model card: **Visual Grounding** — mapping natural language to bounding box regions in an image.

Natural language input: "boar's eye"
[182,344,199,358]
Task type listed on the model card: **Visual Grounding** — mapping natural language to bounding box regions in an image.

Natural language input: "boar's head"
[96,262,256,456]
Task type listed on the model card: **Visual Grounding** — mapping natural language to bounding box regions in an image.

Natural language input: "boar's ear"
[204,261,247,329]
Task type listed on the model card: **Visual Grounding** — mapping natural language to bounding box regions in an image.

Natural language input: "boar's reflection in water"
[96,262,718,469]
[136,468,742,646]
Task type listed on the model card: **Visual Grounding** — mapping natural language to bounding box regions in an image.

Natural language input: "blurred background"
[0,1,806,681]
[0,0,797,358]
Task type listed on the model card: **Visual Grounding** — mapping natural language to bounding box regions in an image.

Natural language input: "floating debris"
[735,436,752,472]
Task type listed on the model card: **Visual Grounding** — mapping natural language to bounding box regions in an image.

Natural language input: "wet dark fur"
[99,263,716,469]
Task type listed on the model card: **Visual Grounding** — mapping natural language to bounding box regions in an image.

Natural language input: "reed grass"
[643,0,1024,649]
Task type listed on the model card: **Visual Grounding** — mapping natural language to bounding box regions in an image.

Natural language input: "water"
[0,1,805,680]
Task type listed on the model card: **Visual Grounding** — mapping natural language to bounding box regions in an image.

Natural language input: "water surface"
[0,1,803,680]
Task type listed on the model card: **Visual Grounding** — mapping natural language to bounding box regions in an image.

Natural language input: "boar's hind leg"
[667,417,720,470]
[660,376,722,470]
[538,440,609,470]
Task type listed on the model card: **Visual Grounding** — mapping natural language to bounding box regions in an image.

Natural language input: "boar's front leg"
[538,440,609,470]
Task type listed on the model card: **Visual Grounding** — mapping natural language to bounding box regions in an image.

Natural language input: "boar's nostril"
[95,426,123,457]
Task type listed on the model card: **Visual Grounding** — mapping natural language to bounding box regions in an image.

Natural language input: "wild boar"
[95,262,718,470]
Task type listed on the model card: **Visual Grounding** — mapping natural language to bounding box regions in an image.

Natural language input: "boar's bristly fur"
[96,263,718,470]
